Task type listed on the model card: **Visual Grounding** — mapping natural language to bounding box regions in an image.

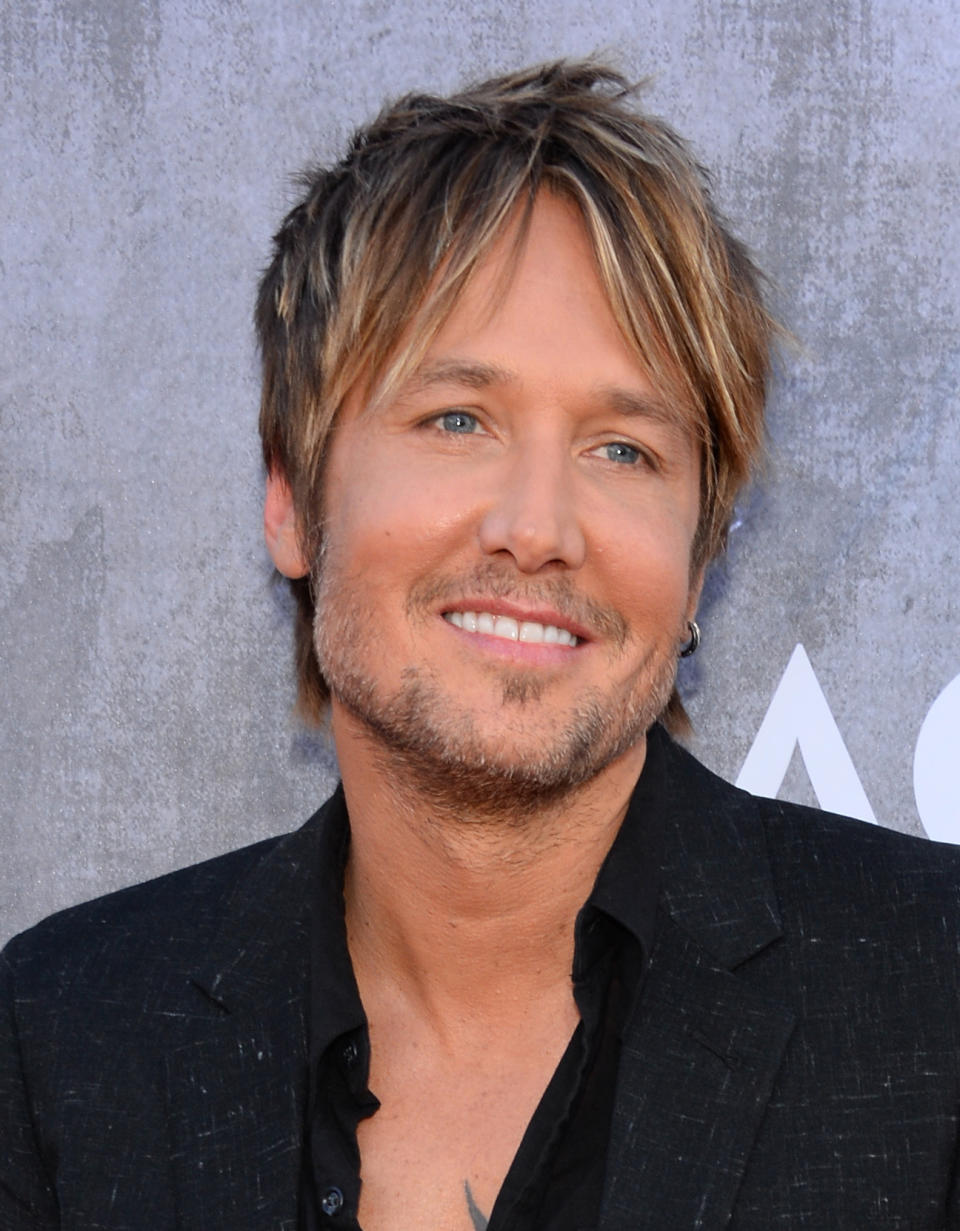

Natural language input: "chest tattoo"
[464,1180,489,1230]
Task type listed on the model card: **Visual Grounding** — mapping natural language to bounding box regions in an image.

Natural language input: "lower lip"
[441,618,586,665]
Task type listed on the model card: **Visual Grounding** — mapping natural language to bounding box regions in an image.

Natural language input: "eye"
[595,441,643,465]
[438,410,480,434]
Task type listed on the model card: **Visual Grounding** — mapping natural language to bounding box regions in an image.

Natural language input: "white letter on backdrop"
[736,644,877,824]
[913,672,960,845]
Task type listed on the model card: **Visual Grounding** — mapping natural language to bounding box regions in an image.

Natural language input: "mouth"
[442,609,580,647]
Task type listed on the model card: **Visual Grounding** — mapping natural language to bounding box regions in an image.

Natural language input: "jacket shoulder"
[759,796,960,968]
[670,730,960,879]
[756,792,960,888]
[662,730,960,947]
[3,832,286,1001]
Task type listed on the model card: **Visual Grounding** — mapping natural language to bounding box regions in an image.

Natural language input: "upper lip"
[440,597,591,642]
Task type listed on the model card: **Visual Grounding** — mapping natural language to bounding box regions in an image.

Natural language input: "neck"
[334,705,648,1039]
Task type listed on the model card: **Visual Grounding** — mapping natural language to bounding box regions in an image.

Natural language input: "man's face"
[314,193,702,811]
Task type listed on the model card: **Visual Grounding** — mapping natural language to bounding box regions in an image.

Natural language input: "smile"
[443,610,580,646]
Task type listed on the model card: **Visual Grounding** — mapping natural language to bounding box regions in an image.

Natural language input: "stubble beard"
[312,562,678,822]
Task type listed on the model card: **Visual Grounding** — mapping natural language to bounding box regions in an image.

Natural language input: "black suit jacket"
[3,732,960,1229]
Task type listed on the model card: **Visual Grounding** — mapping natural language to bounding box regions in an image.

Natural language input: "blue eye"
[601,441,641,465]
[439,410,478,433]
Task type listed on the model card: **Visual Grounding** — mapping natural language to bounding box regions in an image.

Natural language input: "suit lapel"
[600,734,796,1230]
[600,915,795,1230]
[163,792,343,1229]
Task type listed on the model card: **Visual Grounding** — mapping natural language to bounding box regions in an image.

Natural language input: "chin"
[325,657,673,821]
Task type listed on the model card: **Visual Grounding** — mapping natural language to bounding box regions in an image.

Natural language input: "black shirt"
[299,725,670,1230]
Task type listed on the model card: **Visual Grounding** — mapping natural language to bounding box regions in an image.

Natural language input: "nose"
[477,444,587,573]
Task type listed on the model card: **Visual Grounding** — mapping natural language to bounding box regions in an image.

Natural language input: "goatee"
[312,564,676,822]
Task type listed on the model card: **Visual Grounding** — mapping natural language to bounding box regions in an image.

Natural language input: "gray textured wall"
[2,0,958,943]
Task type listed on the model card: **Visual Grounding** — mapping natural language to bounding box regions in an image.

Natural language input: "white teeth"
[443,611,578,647]
[493,615,519,640]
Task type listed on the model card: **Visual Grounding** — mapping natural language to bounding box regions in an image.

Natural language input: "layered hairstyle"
[256,60,776,728]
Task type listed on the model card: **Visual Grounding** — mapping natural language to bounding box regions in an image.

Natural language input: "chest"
[355,1092,525,1229]
[354,1022,578,1230]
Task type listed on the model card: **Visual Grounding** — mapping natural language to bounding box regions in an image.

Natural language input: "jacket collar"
[193,784,346,1012]
[654,724,784,969]
[600,727,795,1230]
[186,727,782,1007]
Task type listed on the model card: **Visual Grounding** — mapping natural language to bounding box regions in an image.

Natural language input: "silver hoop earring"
[679,620,700,658]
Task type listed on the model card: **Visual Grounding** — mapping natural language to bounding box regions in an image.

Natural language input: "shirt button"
[320,1186,344,1216]
[341,1040,359,1069]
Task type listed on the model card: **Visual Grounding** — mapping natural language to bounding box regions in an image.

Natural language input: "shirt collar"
[308,784,366,1063]
[573,723,668,981]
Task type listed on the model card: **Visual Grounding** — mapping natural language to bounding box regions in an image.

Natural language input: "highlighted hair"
[257,61,776,730]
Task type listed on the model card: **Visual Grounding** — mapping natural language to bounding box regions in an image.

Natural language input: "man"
[2,62,959,1230]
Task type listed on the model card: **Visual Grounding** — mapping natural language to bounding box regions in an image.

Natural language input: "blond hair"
[256,60,776,729]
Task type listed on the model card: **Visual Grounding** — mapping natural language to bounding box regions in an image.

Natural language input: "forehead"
[362,192,699,440]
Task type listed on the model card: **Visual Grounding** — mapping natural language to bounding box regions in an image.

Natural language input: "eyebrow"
[407,358,518,391]
[399,360,694,436]
[595,385,694,435]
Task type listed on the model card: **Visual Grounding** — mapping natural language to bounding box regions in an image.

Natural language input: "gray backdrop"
[3,0,958,943]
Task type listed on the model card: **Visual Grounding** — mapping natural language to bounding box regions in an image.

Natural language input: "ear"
[264,471,310,579]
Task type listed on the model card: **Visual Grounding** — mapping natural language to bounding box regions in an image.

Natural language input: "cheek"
[599,519,697,629]
[325,462,473,574]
